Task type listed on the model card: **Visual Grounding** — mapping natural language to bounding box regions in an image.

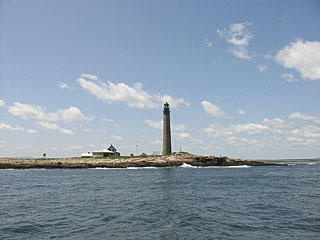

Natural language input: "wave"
[92,164,252,170]
[92,167,160,170]
[179,163,198,168]
[179,163,251,168]
[126,167,158,169]
[226,165,251,168]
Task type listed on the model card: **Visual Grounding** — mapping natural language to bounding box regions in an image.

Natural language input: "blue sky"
[1,0,320,159]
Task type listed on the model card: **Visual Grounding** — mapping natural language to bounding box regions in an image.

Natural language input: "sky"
[1,0,320,159]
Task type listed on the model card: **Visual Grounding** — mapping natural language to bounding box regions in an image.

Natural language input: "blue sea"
[1,162,319,239]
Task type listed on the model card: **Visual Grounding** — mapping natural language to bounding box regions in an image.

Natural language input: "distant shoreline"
[249,159,320,162]
[0,153,287,169]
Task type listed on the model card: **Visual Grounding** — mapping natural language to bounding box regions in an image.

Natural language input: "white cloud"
[217,22,253,46]
[203,122,272,137]
[286,139,318,147]
[227,47,251,60]
[57,106,93,123]
[59,82,72,90]
[144,119,162,130]
[110,135,123,140]
[238,109,246,115]
[0,122,24,131]
[0,99,5,107]
[285,136,319,147]
[102,117,119,128]
[155,95,191,109]
[225,136,263,147]
[77,75,190,109]
[281,73,298,83]
[232,123,272,135]
[291,125,320,138]
[257,64,268,72]
[217,22,253,60]
[81,73,98,80]
[172,124,187,131]
[262,118,294,129]
[36,121,74,135]
[27,129,37,134]
[287,137,304,142]
[8,102,92,123]
[289,112,320,124]
[144,119,186,131]
[275,40,320,81]
[174,132,192,140]
[9,102,59,121]
[201,100,232,119]
[173,132,204,145]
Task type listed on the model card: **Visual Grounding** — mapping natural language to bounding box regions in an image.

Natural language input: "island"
[0,152,286,169]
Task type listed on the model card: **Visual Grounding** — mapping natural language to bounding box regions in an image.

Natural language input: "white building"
[81,144,120,157]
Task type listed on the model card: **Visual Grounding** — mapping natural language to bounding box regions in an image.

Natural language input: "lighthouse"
[162,102,172,155]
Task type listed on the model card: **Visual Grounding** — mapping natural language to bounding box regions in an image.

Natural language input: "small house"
[81,144,120,157]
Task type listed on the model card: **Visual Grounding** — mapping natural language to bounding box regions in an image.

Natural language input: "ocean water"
[1,163,319,239]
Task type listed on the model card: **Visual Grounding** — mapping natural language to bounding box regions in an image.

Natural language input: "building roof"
[93,149,114,153]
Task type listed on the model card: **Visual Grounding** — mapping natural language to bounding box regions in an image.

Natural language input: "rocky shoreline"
[0,153,286,169]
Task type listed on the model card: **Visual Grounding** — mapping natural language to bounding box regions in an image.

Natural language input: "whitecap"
[226,165,251,168]
[179,163,198,168]
[126,166,159,169]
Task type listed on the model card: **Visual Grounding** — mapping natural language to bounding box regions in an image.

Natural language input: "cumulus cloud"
[291,125,320,138]
[203,122,272,137]
[173,132,204,145]
[77,74,190,109]
[8,102,92,123]
[36,121,73,135]
[0,99,5,107]
[9,102,59,121]
[201,100,232,119]
[281,73,298,83]
[285,136,319,148]
[217,22,253,60]
[154,95,191,109]
[257,64,268,72]
[0,122,24,131]
[262,118,295,129]
[59,82,72,90]
[144,119,186,131]
[225,136,263,147]
[217,22,253,46]
[289,112,320,124]
[275,40,320,81]
[57,106,93,123]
